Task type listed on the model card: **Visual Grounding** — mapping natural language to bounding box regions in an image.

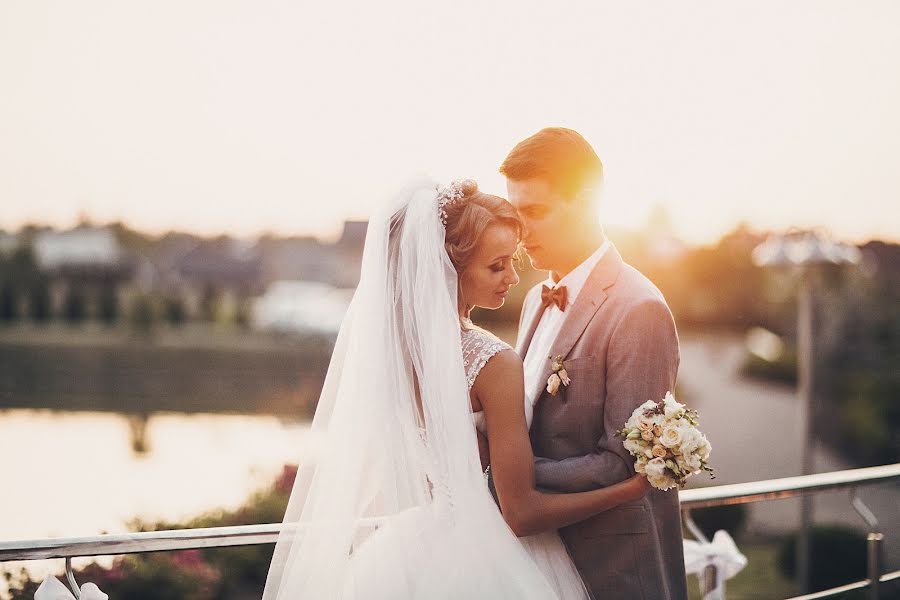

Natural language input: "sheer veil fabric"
[262,179,562,599]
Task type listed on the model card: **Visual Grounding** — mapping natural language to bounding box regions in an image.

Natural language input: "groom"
[501,128,688,600]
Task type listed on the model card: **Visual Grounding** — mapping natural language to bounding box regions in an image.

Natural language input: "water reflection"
[0,410,311,542]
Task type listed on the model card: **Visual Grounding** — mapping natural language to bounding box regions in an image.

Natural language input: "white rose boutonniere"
[546,354,571,396]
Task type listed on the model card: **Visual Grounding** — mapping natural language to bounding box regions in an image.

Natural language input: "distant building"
[174,238,261,292]
[255,237,337,286]
[31,226,133,320]
[172,238,262,321]
[33,226,129,276]
[251,280,353,336]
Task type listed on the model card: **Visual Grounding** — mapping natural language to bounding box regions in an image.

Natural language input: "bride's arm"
[475,349,650,537]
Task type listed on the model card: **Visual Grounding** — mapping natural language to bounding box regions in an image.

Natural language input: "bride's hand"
[625,473,652,499]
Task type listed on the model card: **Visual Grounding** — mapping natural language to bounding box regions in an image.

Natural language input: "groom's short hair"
[500,127,603,199]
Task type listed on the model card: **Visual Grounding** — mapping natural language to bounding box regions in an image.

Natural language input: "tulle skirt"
[343,503,590,599]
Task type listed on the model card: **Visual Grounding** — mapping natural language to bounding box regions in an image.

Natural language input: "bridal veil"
[262,179,560,599]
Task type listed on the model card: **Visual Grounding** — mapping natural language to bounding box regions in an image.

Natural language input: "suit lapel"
[527,245,625,405]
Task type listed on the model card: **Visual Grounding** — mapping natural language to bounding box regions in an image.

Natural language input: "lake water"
[1,410,311,540]
[0,410,312,592]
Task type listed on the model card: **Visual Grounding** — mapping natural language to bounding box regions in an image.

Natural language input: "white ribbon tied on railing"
[34,576,108,600]
[683,530,747,600]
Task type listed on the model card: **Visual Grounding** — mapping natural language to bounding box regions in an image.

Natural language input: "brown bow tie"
[541,284,568,312]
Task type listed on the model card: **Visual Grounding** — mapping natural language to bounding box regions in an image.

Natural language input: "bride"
[262,179,649,599]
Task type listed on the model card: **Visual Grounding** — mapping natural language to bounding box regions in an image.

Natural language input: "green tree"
[0,281,17,323]
[129,293,157,335]
[28,279,52,323]
[98,284,119,325]
[163,296,187,326]
[200,284,220,323]
[62,285,88,324]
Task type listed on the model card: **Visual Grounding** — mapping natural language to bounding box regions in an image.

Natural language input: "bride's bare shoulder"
[471,347,524,398]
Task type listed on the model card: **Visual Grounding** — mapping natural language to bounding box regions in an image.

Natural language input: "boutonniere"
[546,354,571,396]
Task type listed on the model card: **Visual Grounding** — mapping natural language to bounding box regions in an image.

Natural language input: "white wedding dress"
[263,179,590,599]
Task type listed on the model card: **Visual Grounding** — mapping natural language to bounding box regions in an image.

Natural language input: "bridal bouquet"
[616,392,714,491]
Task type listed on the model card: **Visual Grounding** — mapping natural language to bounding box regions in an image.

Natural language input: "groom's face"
[506,177,587,274]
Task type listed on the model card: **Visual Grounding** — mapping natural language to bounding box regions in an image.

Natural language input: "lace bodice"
[461,322,511,391]
[460,321,530,436]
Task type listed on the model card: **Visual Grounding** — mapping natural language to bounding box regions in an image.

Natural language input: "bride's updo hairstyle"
[441,179,521,276]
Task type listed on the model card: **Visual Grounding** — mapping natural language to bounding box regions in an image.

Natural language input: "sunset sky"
[2,1,899,244]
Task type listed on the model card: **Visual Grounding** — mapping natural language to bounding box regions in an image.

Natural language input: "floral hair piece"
[437,180,469,227]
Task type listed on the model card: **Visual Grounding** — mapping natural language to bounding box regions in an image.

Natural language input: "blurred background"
[1,1,898,598]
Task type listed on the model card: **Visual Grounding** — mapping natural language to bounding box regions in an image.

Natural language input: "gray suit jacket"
[517,245,688,600]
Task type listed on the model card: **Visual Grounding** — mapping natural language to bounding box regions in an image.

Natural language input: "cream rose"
[546,373,561,395]
[640,429,655,442]
[652,444,668,458]
[660,425,684,449]
[634,456,648,474]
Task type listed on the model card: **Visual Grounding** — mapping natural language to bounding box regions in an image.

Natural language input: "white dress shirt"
[522,240,611,407]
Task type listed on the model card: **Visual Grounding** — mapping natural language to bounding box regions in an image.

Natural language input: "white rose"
[644,457,666,479]
[697,435,712,460]
[660,425,683,449]
[663,392,684,419]
[644,457,678,490]
[679,427,703,454]
[546,373,561,395]
[623,439,643,455]
[639,399,657,412]
[681,452,702,473]
[625,407,643,429]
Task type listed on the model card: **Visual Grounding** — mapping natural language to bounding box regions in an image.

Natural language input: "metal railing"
[2,463,898,599]
[679,463,900,599]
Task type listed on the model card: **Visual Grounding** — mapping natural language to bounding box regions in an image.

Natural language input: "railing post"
[684,511,725,600]
[851,490,883,600]
[65,556,81,599]
[699,564,721,599]
[867,532,883,600]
